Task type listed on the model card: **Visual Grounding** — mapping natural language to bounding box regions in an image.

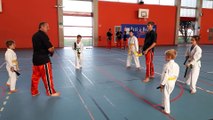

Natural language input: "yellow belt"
[168,77,176,81]
[12,60,18,65]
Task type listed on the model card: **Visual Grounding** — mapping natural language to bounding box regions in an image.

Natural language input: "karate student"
[5,40,19,93]
[126,30,141,70]
[74,35,84,69]
[185,35,202,94]
[159,49,179,114]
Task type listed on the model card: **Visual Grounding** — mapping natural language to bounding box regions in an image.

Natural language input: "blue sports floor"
[0,45,212,120]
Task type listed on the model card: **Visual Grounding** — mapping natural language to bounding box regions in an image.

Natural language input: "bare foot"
[6,84,10,87]
[8,89,18,94]
[32,92,40,97]
[143,78,150,83]
[50,92,60,97]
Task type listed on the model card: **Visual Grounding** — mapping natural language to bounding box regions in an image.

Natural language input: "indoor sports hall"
[0,0,212,120]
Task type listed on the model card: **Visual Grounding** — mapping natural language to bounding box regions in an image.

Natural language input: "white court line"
[62,67,95,120]
[6,96,9,100]
[117,58,213,94]
[68,60,94,85]
[3,101,7,106]
[0,62,6,69]
[0,107,4,112]
[207,71,213,74]
[104,95,115,107]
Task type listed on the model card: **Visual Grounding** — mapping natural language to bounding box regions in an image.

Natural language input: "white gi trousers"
[75,52,83,69]
[126,45,140,68]
[6,65,17,91]
[186,64,200,93]
[162,81,175,114]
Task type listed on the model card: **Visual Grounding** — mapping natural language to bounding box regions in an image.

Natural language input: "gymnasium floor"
[0,45,212,120]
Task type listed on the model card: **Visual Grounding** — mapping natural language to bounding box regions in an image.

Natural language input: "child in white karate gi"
[159,49,179,114]
[126,30,141,70]
[74,35,84,69]
[5,40,19,94]
[185,35,202,94]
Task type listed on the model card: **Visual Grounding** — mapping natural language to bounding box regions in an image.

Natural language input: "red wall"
[200,9,213,44]
[0,0,59,48]
[98,1,177,47]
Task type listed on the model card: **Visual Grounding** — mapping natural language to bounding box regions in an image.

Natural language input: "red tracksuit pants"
[31,62,56,96]
[145,50,155,78]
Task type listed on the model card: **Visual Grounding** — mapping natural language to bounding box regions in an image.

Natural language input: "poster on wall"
[121,24,157,38]
[0,0,2,12]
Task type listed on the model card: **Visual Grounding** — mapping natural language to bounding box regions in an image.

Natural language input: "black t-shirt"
[107,31,112,40]
[143,30,157,52]
[116,31,122,39]
[32,30,53,66]
[123,33,127,41]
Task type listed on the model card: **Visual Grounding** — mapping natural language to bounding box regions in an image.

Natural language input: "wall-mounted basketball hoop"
[138,9,149,21]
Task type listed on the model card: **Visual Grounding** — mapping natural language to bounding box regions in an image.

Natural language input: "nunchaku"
[183,56,192,78]
[74,42,77,50]
[156,85,164,89]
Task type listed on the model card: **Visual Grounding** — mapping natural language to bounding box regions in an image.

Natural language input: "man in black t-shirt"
[116,30,122,48]
[106,28,113,49]
[31,22,60,97]
[142,21,157,83]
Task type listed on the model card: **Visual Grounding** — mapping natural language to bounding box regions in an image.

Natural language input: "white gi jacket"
[185,44,202,93]
[5,48,18,91]
[74,41,84,69]
[5,48,18,70]
[185,45,202,68]
[128,36,139,53]
[126,36,140,68]
[161,60,179,86]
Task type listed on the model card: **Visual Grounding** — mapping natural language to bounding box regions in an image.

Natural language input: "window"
[181,0,197,8]
[63,16,92,27]
[64,27,92,37]
[63,0,92,12]
[143,0,159,5]
[63,0,93,46]
[160,0,175,6]
[180,8,196,17]
[118,0,137,3]
[202,0,213,9]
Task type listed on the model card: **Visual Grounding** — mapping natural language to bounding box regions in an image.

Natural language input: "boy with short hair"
[158,49,179,114]
[74,35,84,69]
[126,30,141,70]
[5,40,19,93]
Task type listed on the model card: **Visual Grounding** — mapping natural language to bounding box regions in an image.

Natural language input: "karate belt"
[128,44,142,57]
[168,77,176,81]
[12,60,18,65]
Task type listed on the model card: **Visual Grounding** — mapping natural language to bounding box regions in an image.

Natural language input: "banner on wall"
[121,24,157,38]
[0,0,2,12]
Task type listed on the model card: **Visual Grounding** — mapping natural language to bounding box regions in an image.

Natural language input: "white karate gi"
[185,45,202,93]
[74,41,84,69]
[5,48,18,91]
[126,36,141,68]
[161,60,179,114]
